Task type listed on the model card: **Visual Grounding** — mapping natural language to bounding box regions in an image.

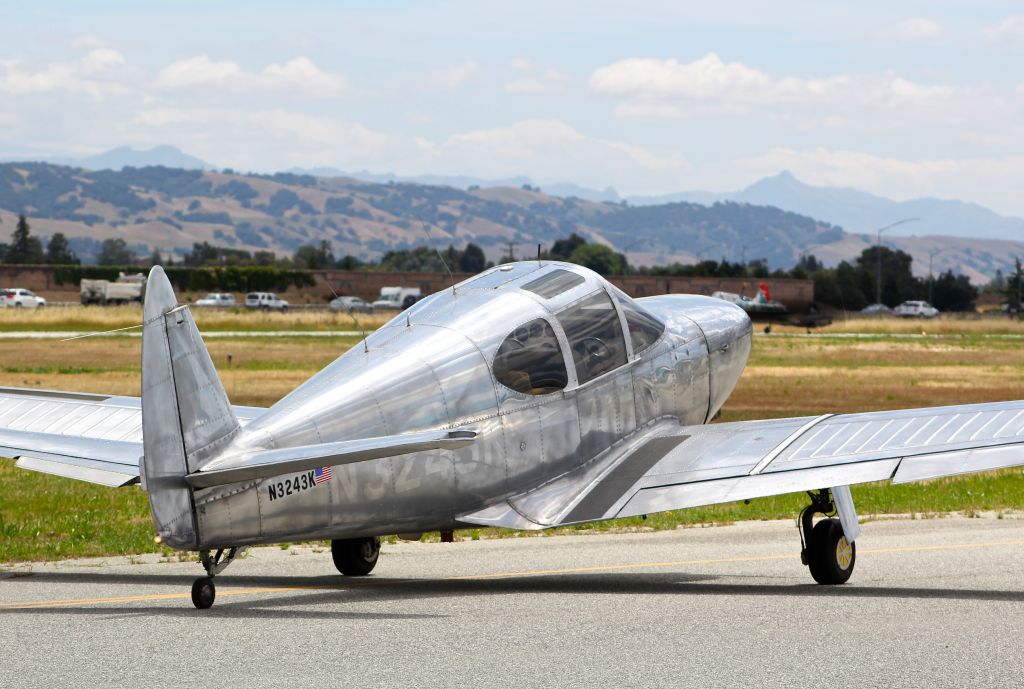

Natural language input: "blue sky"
[3,1,1024,214]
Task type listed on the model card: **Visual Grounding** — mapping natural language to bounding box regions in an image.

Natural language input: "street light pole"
[928,247,950,305]
[874,218,920,306]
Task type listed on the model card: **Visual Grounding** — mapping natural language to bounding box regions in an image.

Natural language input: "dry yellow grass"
[0,304,393,332]
[771,315,1024,336]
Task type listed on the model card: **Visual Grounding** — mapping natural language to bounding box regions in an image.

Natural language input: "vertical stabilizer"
[140,266,239,548]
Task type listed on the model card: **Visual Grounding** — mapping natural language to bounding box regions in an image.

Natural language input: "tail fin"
[140,266,239,548]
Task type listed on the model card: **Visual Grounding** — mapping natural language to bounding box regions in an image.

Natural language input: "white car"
[329,296,373,313]
[0,288,45,308]
[245,292,288,311]
[860,303,893,315]
[894,300,939,318]
[195,293,237,307]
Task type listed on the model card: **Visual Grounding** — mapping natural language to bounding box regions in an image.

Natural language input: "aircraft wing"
[0,386,265,487]
[460,400,1024,530]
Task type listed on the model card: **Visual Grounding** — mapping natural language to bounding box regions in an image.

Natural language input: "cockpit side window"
[555,291,628,384]
[616,295,665,354]
[493,318,569,395]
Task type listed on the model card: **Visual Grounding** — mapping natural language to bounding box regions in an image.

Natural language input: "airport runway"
[2,516,1023,689]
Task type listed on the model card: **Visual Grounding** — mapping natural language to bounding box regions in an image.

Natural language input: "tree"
[45,232,79,265]
[549,233,587,260]
[567,243,623,275]
[930,271,977,312]
[292,241,334,269]
[97,238,136,265]
[5,215,45,264]
[459,242,487,273]
[856,246,920,306]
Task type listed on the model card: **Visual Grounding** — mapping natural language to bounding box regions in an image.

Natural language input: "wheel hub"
[836,536,853,570]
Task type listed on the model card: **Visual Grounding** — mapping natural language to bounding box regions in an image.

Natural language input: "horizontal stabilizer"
[186,428,478,489]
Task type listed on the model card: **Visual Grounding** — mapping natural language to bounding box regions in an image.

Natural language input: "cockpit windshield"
[555,291,628,384]
[610,287,666,354]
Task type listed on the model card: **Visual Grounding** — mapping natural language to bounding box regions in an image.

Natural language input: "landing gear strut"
[799,489,855,585]
[191,546,244,609]
[331,537,381,576]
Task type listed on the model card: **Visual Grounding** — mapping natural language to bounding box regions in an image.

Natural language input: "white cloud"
[0,51,130,100]
[505,68,568,94]
[983,15,1024,42]
[156,56,243,89]
[887,17,942,41]
[156,55,347,96]
[261,57,349,95]
[591,53,957,118]
[80,49,127,78]
[131,107,399,169]
[429,62,480,89]
[421,119,690,190]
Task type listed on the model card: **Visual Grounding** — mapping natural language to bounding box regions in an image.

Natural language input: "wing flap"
[187,428,478,489]
[15,456,139,487]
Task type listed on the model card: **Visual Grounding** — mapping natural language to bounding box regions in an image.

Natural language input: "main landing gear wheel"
[332,537,381,576]
[806,518,856,585]
[191,577,216,609]
[799,490,856,585]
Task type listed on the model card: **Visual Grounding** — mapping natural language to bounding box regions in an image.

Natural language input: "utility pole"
[1017,256,1022,314]
[874,218,920,306]
[506,241,516,263]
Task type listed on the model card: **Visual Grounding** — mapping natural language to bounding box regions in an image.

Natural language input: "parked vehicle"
[196,293,237,307]
[80,272,147,305]
[372,286,422,310]
[0,288,45,308]
[245,292,288,310]
[894,300,939,318]
[329,296,373,313]
[861,303,893,315]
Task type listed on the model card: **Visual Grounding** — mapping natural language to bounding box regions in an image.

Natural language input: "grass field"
[1,308,1022,562]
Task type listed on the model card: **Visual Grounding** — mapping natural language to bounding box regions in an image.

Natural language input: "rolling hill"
[0,161,1019,283]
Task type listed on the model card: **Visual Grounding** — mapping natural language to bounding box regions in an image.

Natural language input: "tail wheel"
[807,518,855,585]
[331,537,381,576]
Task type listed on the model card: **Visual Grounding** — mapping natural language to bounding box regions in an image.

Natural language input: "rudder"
[140,266,239,549]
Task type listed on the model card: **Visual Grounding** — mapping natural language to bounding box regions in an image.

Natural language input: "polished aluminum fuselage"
[189,263,752,548]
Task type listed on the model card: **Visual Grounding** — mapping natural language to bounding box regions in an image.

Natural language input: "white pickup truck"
[80,273,147,305]
[372,286,422,310]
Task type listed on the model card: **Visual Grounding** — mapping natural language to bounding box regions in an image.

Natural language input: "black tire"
[191,576,216,609]
[807,518,855,585]
[331,537,381,576]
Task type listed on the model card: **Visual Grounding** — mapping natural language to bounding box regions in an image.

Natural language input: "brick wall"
[0,265,814,310]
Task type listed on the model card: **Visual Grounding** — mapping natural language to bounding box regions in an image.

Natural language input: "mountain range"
[0,160,1021,284]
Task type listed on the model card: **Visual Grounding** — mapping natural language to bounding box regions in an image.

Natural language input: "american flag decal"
[314,466,333,484]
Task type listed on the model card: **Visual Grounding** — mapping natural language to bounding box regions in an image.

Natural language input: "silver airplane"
[1,262,1022,608]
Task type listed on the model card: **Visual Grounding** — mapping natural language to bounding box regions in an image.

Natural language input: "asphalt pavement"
[2,515,1022,689]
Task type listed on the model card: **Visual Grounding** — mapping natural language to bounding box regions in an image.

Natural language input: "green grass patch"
[3,459,1022,563]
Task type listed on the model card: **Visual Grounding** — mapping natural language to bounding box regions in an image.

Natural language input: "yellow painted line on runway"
[2,539,1022,610]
